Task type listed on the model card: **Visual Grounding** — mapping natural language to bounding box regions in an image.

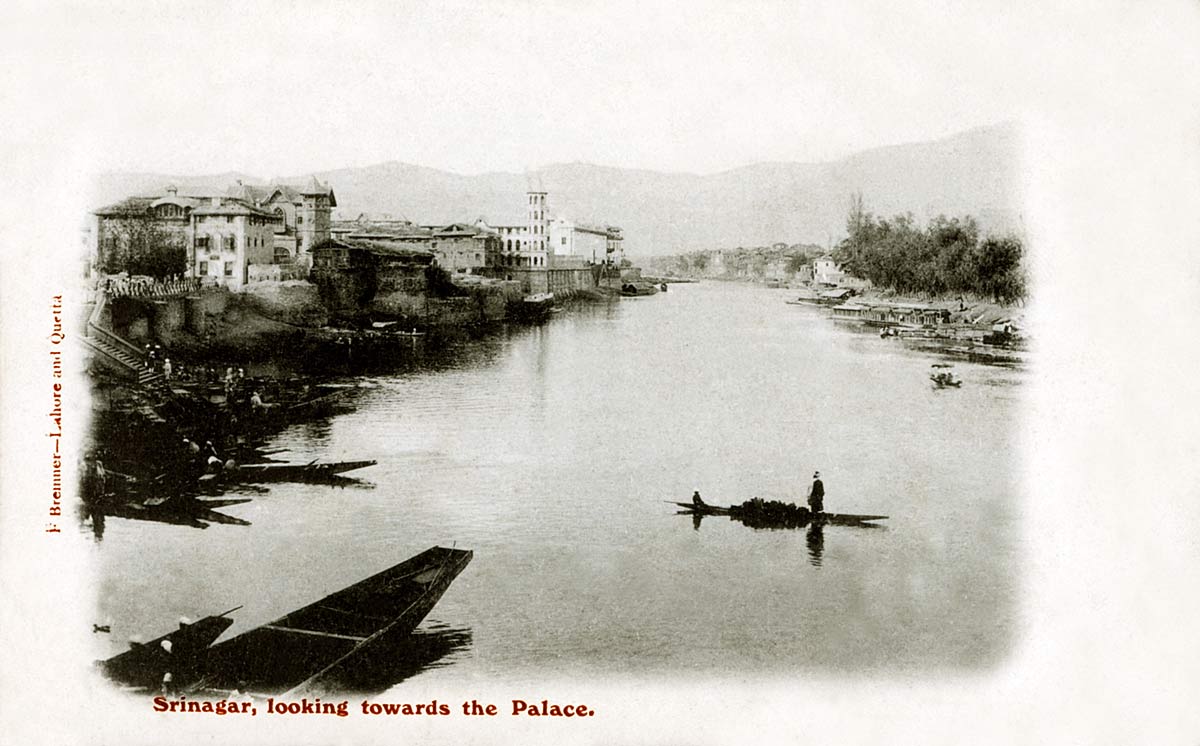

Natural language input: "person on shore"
[204,441,223,471]
[162,358,172,380]
[250,390,272,410]
[807,471,825,515]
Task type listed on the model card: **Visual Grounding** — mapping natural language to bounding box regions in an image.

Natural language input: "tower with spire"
[297,176,337,263]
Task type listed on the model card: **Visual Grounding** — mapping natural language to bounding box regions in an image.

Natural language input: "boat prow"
[97,546,473,695]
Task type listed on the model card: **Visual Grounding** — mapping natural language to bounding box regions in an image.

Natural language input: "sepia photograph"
[2,1,1199,744]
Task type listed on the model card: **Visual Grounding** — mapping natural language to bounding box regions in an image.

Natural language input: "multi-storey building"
[483,189,623,270]
[226,176,337,267]
[329,218,500,274]
[93,178,336,290]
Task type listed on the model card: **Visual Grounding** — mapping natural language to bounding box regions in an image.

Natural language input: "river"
[92,281,1023,682]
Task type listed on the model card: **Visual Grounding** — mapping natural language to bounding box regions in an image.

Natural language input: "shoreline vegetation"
[645,197,1027,308]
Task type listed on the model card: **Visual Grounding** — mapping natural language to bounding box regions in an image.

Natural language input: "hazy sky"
[4,1,1198,177]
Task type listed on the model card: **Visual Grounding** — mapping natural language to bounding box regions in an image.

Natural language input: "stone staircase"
[83,291,169,390]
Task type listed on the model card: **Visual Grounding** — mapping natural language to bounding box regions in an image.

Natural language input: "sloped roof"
[300,176,337,206]
[192,199,279,218]
[150,196,204,209]
[94,197,157,217]
[316,237,433,259]
[433,222,487,236]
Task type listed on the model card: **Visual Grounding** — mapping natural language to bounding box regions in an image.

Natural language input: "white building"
[549,218,610,266]
[813,255,844,285]
[480,189,624,270]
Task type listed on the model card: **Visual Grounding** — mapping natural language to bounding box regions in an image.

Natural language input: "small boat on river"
[511,292,555,322]
[671,499,887,527]
[930,364,962,388]
[620,282,659,297]
[97,607,241,690]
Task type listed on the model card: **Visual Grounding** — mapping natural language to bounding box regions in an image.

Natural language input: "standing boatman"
[807,471,825,515]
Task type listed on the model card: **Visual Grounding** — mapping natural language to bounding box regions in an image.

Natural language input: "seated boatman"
[807,471,825,515]
[692,490,706,508]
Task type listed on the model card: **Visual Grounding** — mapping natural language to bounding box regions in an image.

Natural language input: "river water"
[93,281,1023,682]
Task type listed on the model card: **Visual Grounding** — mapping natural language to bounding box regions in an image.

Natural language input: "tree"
[973,236,1026,303]
[99,218,186,279]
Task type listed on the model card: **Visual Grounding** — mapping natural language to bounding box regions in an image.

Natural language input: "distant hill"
[89,123,1021,256]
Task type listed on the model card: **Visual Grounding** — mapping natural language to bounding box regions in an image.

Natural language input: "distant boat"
[512,292,554,322]
[930,365,962,388]
[620,283,659,297]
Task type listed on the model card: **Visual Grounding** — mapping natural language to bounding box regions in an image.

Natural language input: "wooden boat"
[372,321,427,337]
[98,546,473,695]
[511,292,555,322]
[670,500,887,526]
[96,607,241,690]
[620,283,659,297]
[199,459,376,484]
[929,366,962,388]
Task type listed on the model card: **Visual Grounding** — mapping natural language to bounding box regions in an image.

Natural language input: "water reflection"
[313,624,474,694]
[682,509,885,567]
[806,523,824,567]
[83,496,253,539]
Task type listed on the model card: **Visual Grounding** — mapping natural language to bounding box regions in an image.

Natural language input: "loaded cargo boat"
[671,498,887,528]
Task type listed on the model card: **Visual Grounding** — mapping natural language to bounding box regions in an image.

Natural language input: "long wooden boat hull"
[200,460,377,484]
[199,546,473,695]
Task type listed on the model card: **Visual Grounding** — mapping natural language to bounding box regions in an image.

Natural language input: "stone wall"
[240,280,328,327]
[369,290,427,318]
[498,267,597,296]
[150,297,186,341]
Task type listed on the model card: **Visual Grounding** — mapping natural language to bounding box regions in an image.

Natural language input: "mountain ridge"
[89,122,1021,255]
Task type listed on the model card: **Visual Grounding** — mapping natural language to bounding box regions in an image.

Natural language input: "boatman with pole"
[807,471,825,515]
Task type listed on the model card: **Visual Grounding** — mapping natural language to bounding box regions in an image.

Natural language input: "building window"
[195,236,210,250]
[198,261,208,275]
[297,216,303,225]
[224,235,235,251]
[224,261,234,276]
[561,237,567,245]
[226,216,232,223]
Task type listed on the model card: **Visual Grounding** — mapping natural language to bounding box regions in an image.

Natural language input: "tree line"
[834,194,1026,303]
